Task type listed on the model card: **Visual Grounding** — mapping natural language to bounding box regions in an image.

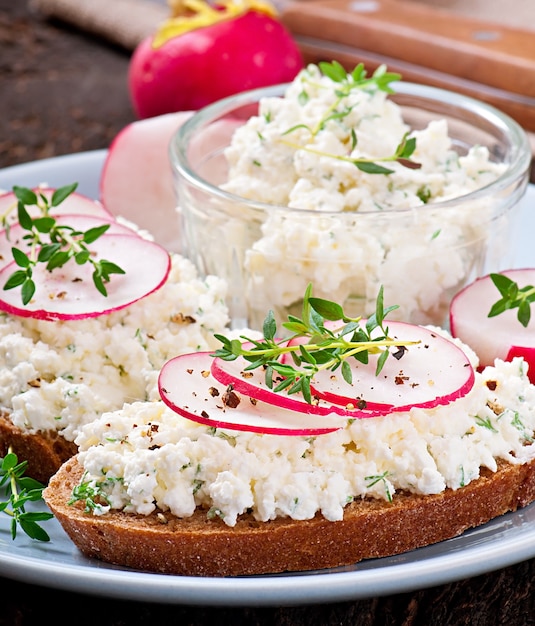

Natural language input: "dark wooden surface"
[1,1,535,624]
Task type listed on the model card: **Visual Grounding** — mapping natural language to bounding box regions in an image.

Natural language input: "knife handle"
[281,0,535,98]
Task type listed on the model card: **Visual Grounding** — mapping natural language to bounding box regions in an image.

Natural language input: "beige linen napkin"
[31,0,168,50]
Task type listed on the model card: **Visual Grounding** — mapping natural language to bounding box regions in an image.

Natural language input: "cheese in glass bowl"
[170,63,531,331]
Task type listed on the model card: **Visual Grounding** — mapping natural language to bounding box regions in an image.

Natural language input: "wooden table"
[1,2,534,624]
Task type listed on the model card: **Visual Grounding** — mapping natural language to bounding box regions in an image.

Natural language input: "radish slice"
[282,334,395,412]
[0,234,171,320]
[211,353,391,418]
[158,352,349,436]
[308,321,475,412]
[100,112,192,252]
[450,268,535,382]
[0,188,113,224]
[0,214,140,270]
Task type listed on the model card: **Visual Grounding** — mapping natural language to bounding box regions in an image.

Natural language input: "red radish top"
[128,0,304,117]
[152,0,278,48]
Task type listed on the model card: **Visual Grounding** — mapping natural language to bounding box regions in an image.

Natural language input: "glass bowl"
[170,79,531,332]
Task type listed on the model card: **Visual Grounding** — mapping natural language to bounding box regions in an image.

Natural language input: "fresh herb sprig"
[279,61,420,175]
[213,284,418,404]
[0,449,53,541]
[1,184,125,305]
[68,474,114,513]
[488,273,535,327]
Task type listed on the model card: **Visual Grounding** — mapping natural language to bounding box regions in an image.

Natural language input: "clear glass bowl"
[170,81,531,332]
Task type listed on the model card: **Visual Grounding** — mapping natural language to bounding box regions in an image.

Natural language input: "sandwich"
[43,286,535,576]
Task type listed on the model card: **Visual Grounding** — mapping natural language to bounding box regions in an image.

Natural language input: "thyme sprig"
[279,61,420,175]
[213,284,419,404]
[2,184,125,305]
[488,273,535,327]
[0,449,53,541]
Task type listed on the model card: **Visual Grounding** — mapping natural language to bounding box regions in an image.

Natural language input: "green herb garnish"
[212,284,418,404]
[278,61,420,174]
[68,473,116,513]
[488,273,535,328]
[365,471,393,502]
[1,184,125,305]
[0,449,53,541]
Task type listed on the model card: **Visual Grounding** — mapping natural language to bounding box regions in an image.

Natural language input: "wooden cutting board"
[281,0,535,131]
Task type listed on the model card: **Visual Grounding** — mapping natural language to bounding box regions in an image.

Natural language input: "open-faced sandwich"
[0,184,229,482]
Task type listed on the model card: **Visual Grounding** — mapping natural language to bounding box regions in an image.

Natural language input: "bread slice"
[0,414,77,484]
[44,455,535,577]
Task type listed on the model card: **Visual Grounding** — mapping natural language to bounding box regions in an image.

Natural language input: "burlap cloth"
[30,0,169,50]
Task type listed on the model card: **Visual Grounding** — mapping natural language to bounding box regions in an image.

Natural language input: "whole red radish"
[128,0,304,119]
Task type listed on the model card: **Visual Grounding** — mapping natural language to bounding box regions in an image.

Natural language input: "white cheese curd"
[0,254,229,441]
[216,64,508,328]
[75,352,535,528]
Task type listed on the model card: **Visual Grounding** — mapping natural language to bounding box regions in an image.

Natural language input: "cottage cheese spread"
[0,254,229,441]
[214,64,510,328]
[75,349,535,527]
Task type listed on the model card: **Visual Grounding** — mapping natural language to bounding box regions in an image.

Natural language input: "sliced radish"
[158,352,348,436]
[0,214,139,270]
[0,234,171,321]
[281,334,395,412]
[450,268,535,382]
[100,112,192,252]
[210,353,392,418]
[0,188,113,224]
[307,321,475,412]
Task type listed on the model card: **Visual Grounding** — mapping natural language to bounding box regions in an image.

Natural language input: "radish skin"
[128,9,303,119]
[159,352,348,435]
[308,321,475,412]
[0,188,113,224]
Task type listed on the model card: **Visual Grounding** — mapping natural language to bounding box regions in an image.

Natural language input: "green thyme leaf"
[488,273,535,328]
[51,183,78,206]
[2,184,126,306]
[0,449,53,541]
[277,63,420,174]
[213,284,417,404]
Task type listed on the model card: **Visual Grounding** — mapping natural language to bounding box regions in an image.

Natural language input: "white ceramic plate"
[0,152,534,607]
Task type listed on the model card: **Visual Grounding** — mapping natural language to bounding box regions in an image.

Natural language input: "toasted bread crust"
[0,415,77,484]
[44,455,535,577]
